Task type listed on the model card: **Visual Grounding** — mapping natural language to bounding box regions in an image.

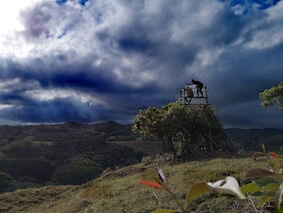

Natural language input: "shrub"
[0,170,13,192]
[52,154,104,185]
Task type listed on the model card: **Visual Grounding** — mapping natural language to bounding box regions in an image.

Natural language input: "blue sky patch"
[79,0,88,5]
[56,0,67,5]
[232,0,280,9]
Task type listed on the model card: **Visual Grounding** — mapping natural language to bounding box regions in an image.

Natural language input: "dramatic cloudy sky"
[0,0,283,128]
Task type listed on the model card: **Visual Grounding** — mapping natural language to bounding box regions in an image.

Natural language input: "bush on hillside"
[0,157,54,183]
[51,157,103,185]
[0,171,13,192]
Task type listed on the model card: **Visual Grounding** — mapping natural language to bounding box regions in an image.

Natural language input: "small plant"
[139,144,283,213]
[242,144,283,212]
[139,169,245,212]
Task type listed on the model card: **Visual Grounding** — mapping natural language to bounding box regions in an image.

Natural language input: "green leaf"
[151,209,182,213]
[251,191,266,197]
[275,183,283,211]
[262,183,280,191]
[257,195,273,208]
[246,168,274,178]
[186,182,211,203]
[252,178,277,188]
[275,174,283,180]
[269,158,281,172]
[241,183,261,193]
[210,205,220,213]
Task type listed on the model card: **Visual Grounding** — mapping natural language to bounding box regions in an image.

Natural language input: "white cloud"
[240,1,283,49]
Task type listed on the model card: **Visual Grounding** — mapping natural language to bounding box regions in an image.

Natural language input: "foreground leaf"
[253,151,264,161]
[246,168,275,178]
[207,176,246,199]
[275,183,283,211]
[186,182,211,203]
[269,158,281,173]
[257,195,273,208]
[262,183,280,191]
[241,183,261,193]
[252,178,278,188]
[157,169,166,183]
[139,180,162,189]
[268,151,278,159]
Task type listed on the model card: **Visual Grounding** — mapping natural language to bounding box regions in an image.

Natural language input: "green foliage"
[1,140,39,158]
[133,106,165,145]
[140,170,245,212]
[139,145,283,212]
[260,80,283,110]
[51,152,104,185]
[0,157,54,183]
[0,122,143,190]
[242,144,283,211]
[133,102,233,159]
[52,163,103,185]
[0,171,13,192]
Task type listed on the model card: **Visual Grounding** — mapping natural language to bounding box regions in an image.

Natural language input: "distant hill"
[224,128,283,151]
[0,121,282,152]
[0,121,134,144]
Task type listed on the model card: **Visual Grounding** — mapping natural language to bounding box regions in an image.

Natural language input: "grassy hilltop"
[0,157,270,212]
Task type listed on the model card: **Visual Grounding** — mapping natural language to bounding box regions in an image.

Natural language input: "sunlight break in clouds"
[0,1,38,57]
[0,1,35,34]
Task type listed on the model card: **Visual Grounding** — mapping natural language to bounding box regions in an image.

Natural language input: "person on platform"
[190,79,203,97]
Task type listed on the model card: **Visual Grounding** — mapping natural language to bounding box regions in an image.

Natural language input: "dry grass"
[0,157,270,213]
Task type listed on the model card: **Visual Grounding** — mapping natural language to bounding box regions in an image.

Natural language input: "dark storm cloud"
[0,0,283,127]
[207,42,283,107]
[218,101,283,128]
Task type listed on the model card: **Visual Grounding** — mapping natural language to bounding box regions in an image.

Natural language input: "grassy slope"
[0,157,269,213]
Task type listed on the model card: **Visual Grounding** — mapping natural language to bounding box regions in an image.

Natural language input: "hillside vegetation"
[0,121,143,192]
[0,157,269,212]
[225,128,283,150]
[0,120,282,212]
[0,120,282,193]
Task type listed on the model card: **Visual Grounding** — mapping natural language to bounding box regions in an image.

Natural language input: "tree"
[133,102,233,159]
[260,80,283,110]
[133,106,168,151]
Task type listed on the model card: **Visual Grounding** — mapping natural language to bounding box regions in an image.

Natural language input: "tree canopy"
[260,80,283,110]
[133,102,233,160]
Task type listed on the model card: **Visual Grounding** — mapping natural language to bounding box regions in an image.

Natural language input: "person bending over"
[190,79,203,97]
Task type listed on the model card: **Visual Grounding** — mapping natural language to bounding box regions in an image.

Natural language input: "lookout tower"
[178,83,234,155]
[178,84,209,105]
